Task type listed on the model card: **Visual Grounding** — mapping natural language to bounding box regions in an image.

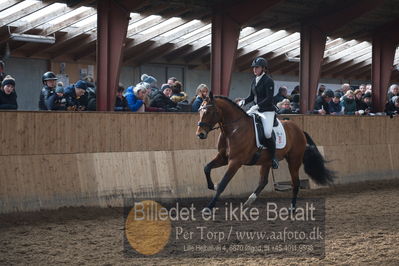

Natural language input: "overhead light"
[285,52,300,63]
[9,33,55,44]
[287,57,300,63]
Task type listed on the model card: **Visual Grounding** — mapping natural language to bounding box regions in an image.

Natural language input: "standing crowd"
[114,74,209,112]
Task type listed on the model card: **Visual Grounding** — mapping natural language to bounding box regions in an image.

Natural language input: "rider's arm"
[243,80,255,105]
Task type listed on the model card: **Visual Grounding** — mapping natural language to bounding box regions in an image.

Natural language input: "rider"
[39,71,58,110]
[240,57,278,169]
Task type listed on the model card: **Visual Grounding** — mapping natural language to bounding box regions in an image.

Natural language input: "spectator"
[135,82,150,107]
[290,94,300,113]
[170,81,188,103]
[365,84,372,94]
[277,99,293,114]
[150,85,178,111]
[0,75,17,109]
[39,71,57,110]
[337,83,350,99]
[0,60,6,83]
[114,84,128,111]
[359,84,366,95]
[354,89,369,115]
[291,85,299,96]
[64,80,88,111]
[328,92,343,115]
[387,84,399,101]
[313,89,334,115]
[141,74,158,99]
[385,96,399,117]
[317,84,326,96]
[139,82,162,112]
[47,86,67,111]
[191,84,209,112]
[83,76,96,111]
[56,81,64,90]
[341,90,356,115]
[167,77,177,86]
[83,75,95,88]
[363,92,373,113]
[273,86,288,105]
[124,83,146,112]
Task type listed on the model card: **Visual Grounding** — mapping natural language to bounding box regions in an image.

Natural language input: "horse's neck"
[216,99,251,137]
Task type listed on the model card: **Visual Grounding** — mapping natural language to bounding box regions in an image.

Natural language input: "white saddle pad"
[251,115,287,150]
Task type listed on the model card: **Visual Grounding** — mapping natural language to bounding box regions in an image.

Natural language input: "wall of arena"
[0,112,398,213]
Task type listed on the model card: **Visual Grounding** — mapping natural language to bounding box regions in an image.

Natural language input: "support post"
[96,0,130,111]
[299,24,326,113]
[371,34,397,112]
[211,12,240,96]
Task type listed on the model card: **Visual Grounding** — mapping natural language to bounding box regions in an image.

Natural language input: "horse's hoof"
[207,183,217,191]
[243,193,257,207]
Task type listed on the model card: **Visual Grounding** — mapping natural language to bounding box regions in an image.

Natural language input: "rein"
[197,103,244,132]
[198,117,243,132]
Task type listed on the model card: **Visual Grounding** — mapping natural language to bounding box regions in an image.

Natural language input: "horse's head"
[196,92,221,139]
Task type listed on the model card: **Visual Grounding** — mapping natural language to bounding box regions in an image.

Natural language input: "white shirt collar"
[255,72,265,85]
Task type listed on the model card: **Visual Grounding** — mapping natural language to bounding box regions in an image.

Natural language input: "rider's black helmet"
[251,57,268,68]
[42,71,57,84]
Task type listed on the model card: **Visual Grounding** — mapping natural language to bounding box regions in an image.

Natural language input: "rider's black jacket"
[38,86,55,110]
[244,74,276,112]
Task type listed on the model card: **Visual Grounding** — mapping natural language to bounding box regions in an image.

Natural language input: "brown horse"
[196,92,335,210]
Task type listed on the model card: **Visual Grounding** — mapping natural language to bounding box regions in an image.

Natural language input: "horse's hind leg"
[204,152,227,190]
[244,164,270,206]
[286,156,301,209]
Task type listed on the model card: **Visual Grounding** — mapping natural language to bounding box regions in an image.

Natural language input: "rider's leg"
[259,111,279,169]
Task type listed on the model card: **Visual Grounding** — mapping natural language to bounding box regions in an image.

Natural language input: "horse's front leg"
[204,153,228,190]
[244,164,270,206]
[206,160,241,210]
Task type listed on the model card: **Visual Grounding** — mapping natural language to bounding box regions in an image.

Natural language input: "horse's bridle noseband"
[197,103,242,133]
[197,121,220,132]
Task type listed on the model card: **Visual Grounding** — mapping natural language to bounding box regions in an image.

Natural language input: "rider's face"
[45,80,56,88]
[252,66,263,76]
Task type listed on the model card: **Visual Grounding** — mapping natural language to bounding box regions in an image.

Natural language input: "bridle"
[197,103,243,133]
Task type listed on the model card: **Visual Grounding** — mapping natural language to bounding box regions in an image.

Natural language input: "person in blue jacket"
[64,80,88,111]
[124,83,146,112]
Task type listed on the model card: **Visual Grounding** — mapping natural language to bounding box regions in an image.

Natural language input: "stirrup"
[272,158,279,169]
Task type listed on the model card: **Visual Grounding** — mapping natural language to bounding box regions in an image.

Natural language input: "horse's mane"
[214,96,249,117]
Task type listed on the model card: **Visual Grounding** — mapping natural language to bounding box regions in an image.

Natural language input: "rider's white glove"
[238,99,245,107]
[248,104,259,113]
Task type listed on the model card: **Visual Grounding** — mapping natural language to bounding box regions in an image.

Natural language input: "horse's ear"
[209,91,213,100]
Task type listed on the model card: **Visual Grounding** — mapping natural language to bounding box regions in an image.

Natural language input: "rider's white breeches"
[247,109,274,139]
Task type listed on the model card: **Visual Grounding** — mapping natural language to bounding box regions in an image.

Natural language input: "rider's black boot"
[266,136,279,169]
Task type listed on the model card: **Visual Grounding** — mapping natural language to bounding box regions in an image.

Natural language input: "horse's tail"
[302,131,336,185]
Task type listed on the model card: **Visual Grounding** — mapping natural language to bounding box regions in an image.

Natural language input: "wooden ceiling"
[1,0,399,80]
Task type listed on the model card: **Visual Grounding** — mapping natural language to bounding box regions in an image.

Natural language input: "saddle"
[251,113,286,150]
[253,113,278,147]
